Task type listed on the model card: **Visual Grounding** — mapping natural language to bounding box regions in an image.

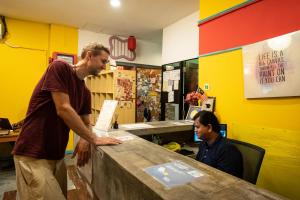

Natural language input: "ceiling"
[0,0,199,43]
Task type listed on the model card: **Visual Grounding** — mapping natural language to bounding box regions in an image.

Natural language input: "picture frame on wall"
[52,52,77,65]
[185,106,201,121]
[201,97,216,112]
[242,30,300,98]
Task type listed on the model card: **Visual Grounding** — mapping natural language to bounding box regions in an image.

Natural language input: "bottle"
[113,120,119,129]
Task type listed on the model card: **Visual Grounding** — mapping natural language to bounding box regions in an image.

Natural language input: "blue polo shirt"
[196,136,243,178]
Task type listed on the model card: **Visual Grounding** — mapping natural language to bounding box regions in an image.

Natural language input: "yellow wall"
[199,1,300,199]
[49,24,78,151]
[199,50,300,199]
[0,18,49,123]
[0,18,78,151]
[200,0,247,20]
[49,24,78,56]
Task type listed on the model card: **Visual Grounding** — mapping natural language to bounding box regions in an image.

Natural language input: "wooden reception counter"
[79,121,286,200]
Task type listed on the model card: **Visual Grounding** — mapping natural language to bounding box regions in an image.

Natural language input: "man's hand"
[72,136,122,167]
[93,136,122,146]
[72,138,91,167]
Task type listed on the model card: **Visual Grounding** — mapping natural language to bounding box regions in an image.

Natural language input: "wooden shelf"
[95,93,100,110]
[85,69,136,124]
[106,93,113,100]
[100,93,105,109]
[91,93,95,109]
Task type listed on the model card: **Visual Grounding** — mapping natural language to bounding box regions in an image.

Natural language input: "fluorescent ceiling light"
[110,0,121,7]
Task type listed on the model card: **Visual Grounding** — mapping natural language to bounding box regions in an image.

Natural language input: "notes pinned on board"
[168,91,174,102]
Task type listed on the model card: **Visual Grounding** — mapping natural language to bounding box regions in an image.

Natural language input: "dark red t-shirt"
[12,60,91,160]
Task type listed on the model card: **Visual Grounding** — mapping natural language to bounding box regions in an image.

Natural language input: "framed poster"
[165,103,179,121]
[52,52,77,65]
[201,97,215,112]
[185,106,201,121]
[243,30,300,98]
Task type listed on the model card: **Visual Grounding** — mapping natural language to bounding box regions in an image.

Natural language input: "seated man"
[193,111,243,178]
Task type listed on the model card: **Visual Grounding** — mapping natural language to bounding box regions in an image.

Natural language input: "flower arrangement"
[185,91,202,105]
[185,88,207,106]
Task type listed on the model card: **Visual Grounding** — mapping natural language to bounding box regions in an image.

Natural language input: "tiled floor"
[0,169,16,200]
[0,155,93,200]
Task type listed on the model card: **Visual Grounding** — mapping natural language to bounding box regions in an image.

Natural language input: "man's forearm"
[79,123,93,142]
[58,105,95,144]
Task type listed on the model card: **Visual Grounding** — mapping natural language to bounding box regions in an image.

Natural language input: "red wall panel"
[199,0,300,54]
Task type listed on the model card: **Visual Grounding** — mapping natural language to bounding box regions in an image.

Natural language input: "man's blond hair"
[81,42,110,59]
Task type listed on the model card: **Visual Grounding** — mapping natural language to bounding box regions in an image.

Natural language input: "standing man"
[12,43,121,199]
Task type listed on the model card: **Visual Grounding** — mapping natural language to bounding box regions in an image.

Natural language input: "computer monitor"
[194,124,227,142]
[219,124,227,138]
[0,118,13,130]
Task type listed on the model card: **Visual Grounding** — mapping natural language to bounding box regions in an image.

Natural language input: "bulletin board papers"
[168,91,174,102]
[168,80,173,92]
[163,80,173,92]
[144,160,204,189]
[163,80,169,92]
[170,69,180,81]
[95,100,118,131]
[163,71,171,81]
[173,80,179,90]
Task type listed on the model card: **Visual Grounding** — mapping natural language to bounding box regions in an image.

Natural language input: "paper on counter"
[92,127,109,137]
[172,122,187,126]
[121,123,154,129]
[144,160,204,189]
[114,135,135,141]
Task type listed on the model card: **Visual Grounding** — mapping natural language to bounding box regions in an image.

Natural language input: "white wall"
[78,30,162,66]
[162,11,199,65]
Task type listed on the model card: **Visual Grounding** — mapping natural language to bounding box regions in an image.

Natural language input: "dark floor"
[0,155,94,200]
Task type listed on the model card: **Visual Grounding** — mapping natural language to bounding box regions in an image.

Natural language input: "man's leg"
[55,159,68,198]
[14,155,66,200]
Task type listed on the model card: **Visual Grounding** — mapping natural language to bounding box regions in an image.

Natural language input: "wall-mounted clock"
[0,16,8,40]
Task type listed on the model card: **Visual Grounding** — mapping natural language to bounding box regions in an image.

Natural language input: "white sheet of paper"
[114,135,135,141]
[121,123,154,129]
[172,122,187,126]
[92,127,109,137]
[174,80,179,90]
[163,71,170,81]
[95,100,118,131]
[168,91,174,102]
[167,80,173,92]
[163,80,169,92]
[173,69,180,80]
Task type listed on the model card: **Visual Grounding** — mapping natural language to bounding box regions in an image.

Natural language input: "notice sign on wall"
[243,30,300,98]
